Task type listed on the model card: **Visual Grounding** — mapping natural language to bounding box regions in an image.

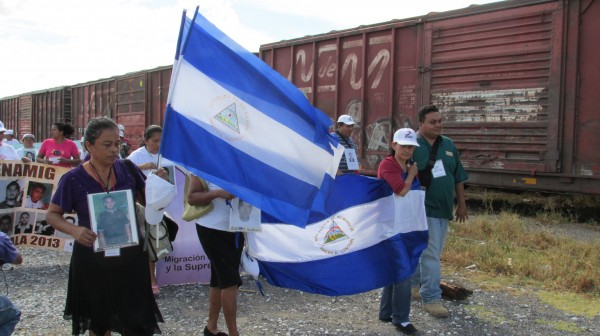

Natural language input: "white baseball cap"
[0,121,6,133]
[22,133,35,141]
[5,130,14,135]
[393,128,420,147]
[145,173,177,225]
[337,114,355,125]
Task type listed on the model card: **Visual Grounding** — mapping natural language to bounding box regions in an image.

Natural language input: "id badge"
[431,160,447,178]
[344,148,359,170]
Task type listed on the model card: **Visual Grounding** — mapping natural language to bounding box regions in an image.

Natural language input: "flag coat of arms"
[160,8,343,227]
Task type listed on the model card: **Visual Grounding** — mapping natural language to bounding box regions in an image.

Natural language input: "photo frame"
[87,190,139,252]
[228,198,261,232]
[22,149,36,162]
[162,165,176,185]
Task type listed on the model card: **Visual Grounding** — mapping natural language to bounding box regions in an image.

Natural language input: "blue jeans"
[379,277,411,324]
[0,295,20,335]
[412,217,449,304]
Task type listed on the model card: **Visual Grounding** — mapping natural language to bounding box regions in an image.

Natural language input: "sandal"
[152,285,160,295]
[203,326,228,336]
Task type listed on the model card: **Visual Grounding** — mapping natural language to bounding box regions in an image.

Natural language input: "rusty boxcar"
[259,0,600,195]
[70,65,172,148]
[0,87,72,141]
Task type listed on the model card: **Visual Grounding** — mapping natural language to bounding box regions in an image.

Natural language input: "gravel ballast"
[5,243,599,336]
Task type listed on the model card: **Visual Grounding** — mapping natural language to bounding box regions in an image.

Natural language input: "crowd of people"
[0,103,469,336]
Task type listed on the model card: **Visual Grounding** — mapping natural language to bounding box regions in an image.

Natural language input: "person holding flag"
[187,174,243,336]
[377,128,421,335]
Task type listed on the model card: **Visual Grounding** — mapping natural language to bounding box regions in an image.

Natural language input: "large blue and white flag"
[161,9,343,227]
[247,174,429,296]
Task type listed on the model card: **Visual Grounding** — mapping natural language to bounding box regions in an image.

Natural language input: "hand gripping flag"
[160,8,343,227]
[246,174,429,296]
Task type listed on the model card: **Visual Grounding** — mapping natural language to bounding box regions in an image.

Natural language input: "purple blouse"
[51,160,146,230]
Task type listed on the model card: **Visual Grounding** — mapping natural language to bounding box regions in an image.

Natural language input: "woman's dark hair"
[82,117,118,151]
[53,122,75,138]
[143,125,162,142]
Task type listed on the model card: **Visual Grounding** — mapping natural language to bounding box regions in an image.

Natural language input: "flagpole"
[174,9,187,61]
[180,6,199,56]
[159,8,193,164]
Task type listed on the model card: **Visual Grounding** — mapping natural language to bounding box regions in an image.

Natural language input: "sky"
[0,0,501,98]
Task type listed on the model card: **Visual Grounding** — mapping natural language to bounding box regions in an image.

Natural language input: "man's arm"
[454,182,468,222]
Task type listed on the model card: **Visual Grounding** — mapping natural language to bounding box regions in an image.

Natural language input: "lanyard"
[89,162,114,193]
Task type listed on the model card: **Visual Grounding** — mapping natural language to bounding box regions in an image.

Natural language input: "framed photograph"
[87,190,139,252]
[22,149,36,162]
[228,198,261,232]
[162,165,176,185]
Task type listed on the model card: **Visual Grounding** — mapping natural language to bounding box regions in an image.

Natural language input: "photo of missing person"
[24,181,53,209]
[34,212,55,236]
[23,149,36,162]
[88,190,138,252]
[0,212,14,235]
[54,214,79,239]
[13,211,34,234]
[0,180,23,209]
[229,198,261,232]
[162,165,176,185]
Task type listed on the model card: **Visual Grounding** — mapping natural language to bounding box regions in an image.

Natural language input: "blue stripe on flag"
[258,231,429,296]
[181,14,335,153]
[247,174,429,296]
[161,10,343,227]
[162,107,329,224]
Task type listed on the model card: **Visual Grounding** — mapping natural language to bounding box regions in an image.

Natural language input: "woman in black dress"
[46,117,163,335]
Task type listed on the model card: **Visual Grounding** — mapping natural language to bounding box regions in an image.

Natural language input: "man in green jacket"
[412,104,468,318]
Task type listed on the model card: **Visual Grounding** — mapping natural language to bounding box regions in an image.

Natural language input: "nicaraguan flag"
[247,174,429,296]
[160,9,343,227]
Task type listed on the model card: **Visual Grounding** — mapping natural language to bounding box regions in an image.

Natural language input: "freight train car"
[0,87,71,141]
[259,0,600,196]
[1,66,172,150]
[70,65,172,148]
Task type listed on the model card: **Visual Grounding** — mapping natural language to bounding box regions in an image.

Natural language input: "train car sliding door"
[421,1,564,188]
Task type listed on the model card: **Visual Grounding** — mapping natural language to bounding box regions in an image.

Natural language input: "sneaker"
[423,301,449,317]
[394,323,417,335]
[378,317,392,323]
[411,287,421,300]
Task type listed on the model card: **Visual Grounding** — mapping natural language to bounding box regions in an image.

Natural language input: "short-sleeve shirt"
[0,232,19,263]
[39,138,79,168]
[0,143,20,160]
[51,160,146,233]
[17,147,38,162]
[97,209,130,245]
[195,182,231,231]
[414,134,468,220]
[330,130,358,174]
[377,156,407,194]
[127,147,175,176]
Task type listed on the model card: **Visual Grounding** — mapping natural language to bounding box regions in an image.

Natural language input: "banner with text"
[0,161,75,251]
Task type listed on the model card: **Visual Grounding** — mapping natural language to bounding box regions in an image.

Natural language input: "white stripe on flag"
[170,60,343,187]
[247,191,427,263]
